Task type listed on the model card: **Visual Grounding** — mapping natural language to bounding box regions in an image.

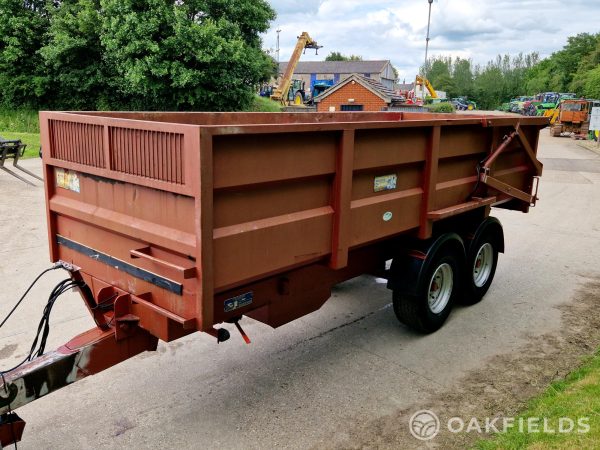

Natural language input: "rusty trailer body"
[0,111,547,445]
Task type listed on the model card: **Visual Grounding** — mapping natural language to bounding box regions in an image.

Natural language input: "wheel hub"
[428,263,453,314]
[473,243,493,288]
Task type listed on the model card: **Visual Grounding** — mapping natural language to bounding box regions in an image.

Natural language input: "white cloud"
[263,0,600,80]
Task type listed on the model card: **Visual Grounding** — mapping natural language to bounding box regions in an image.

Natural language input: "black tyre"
[462,232,499,305]
[393,248,460,333]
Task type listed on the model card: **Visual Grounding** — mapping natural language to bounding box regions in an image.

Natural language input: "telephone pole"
[276,28,282,63]
[424,0,434,80]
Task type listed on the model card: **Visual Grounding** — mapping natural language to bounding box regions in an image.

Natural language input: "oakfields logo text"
[409,410,591,441]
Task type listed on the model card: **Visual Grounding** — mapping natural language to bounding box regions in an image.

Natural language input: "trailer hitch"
[0,327,157,446]
[0,385,18,409]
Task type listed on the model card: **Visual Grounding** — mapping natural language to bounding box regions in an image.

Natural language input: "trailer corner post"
[196,129,215,332]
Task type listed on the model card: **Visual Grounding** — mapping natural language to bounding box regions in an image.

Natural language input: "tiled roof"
[278,60,392,77]
[397,82,415,91]
[314,74,404,103]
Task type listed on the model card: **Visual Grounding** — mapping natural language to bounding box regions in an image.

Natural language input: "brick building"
[313,74,404,112]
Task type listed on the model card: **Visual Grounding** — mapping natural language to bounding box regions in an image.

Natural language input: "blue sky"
[263,0,600,80]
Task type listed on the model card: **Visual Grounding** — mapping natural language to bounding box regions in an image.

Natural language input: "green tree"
[551,33,599,91]
[325,52,362,61]
[41,0,108,110]
[434,74,457,98]
[425,57,452,87]
[183,0,275,46]
[100,0,276,111]
[525,59,553,94]
[452,58,474,97]
[583,66,600,98]
[473,63,505,109]
[524,33,598,96]
[570,38,600,95]
[0,0,51,107]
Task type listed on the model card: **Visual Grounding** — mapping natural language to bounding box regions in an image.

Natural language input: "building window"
[341,104,364,112]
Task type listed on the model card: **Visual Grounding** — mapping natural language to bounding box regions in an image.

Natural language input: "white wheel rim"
[428,263,453,314]
[473,243,493,288]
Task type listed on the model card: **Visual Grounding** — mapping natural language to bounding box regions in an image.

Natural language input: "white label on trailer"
[590,107,600,131]
[374,174,398,192]
[55,168,80,193]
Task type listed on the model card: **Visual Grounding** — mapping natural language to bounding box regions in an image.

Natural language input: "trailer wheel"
[393,247,460,333]
[463,231,499,305]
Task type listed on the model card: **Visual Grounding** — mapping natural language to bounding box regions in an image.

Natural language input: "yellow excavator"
[416,75,438,99]
[271,32,322,106]
[544,104,561,126]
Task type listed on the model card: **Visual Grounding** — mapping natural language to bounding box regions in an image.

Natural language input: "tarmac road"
[0,129,599,449]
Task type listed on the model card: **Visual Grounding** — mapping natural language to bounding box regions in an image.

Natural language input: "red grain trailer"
[0,111,546,445]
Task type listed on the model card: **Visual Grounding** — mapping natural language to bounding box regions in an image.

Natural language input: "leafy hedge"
[0,0,277,112]
[428,102,455,113]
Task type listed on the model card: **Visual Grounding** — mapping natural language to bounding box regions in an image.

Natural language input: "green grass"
[0,109,40,159]
[475,349,600,449]
[1,132,41,159]
[247,95,282,112]
[0,109,39,133]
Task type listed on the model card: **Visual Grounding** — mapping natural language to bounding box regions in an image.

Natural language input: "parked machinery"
[415,75,438,99]
[286,78,334,106]
[451,97,477,111]
[307,80,334,105]
[543,93,578,123]
[287,79,307,105]
[271,32,321,106]
[550,99,598,137]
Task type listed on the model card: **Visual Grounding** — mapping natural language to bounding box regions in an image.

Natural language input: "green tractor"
[287,79,308,105]
[450,97,477,111]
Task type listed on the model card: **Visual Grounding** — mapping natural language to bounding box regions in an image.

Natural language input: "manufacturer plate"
[224,292,253,313]
[374,174,397,192]
[56,168,80,193]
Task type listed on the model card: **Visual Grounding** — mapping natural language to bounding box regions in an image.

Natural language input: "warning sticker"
[224,292,253,313]
[374,174,397,192]
[55,168,80,193]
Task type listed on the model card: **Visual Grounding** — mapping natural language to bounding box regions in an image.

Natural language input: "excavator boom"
[416,75,438,99]
[271,32,321,106]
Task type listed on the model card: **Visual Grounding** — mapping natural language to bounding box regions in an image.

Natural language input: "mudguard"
[387,233,466,296]
[467,217,505,254]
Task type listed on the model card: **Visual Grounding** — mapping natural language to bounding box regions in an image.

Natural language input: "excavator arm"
[416,75,438,99]
[271,32,321,106]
